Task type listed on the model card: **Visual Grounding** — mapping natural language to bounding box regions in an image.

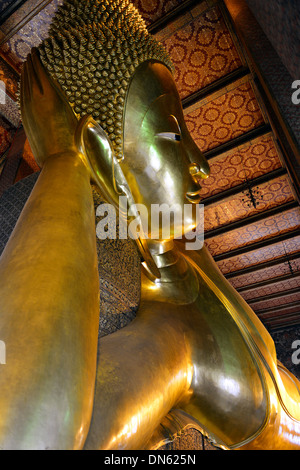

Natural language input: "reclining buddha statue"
[0,0,299,450]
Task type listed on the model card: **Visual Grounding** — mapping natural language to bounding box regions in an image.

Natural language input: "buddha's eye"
[156,132,181,141]
[156,115,181,141]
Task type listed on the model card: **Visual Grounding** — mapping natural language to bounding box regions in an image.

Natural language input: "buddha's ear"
[76,115,161,280]
[75,115,126,210]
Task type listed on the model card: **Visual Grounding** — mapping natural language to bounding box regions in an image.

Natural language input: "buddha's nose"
[189,161,210,186]
[184,128,210,182]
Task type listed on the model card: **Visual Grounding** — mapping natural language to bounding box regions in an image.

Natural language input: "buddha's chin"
[185,193,202,204]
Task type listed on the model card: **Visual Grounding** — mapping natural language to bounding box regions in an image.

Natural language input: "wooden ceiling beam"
[264,313,300,323]
[148,0,206,34]
[205,200,299,239]
[261,312,300,325]
[0,0,27,26]
[247,287,300,304]
[202,124,271,161]
[203,167,287,207]
[255,301,300,316]
[182,66,250,109]
[237,272,300,293]
[214,228,300,262]
[265,316,300,330]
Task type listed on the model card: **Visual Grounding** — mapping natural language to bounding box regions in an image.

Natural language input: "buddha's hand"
[20,47,78,167]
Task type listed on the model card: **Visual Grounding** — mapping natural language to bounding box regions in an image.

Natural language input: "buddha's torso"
[139,242,300,449]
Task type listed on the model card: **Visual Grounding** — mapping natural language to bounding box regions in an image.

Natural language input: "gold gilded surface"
[82,60,300,447]
[0,0,299,451]
[0,50,100,449]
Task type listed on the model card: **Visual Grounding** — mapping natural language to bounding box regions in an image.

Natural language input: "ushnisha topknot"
[38,0,174,160]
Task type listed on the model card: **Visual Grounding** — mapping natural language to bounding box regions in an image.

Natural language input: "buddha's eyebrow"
[169,115,181,131]
[156,115,181,140]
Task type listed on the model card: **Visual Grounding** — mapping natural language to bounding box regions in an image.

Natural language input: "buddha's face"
[121,61,210,241]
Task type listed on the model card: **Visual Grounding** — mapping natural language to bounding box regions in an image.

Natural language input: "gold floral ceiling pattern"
[200,134,282,198]
[0,0,299,331]
[204,174,295,231]
[185,81,265,151]
[217,235,300,274]
[160,5,242,97]
[205,206,300,255]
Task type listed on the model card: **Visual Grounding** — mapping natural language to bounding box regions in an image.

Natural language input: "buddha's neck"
[142,239,199,303]
[146,240,185,281]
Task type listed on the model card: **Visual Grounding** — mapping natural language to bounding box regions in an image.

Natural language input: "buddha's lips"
[185,187,202,204]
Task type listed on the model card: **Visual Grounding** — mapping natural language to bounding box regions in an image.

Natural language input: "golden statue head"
[38,0,210,258]
[38,0,173,161]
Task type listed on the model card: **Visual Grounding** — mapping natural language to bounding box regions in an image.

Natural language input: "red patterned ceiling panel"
[259,308,300,323]
[185,82,265,153]
[204,174,294,232]
[200,134,282,199]
[205,206,300,257]
[241,277,300,301]
[160,6,242,98]
[250,292,300,312]
[229,258,300,289]
[217,236,300,274]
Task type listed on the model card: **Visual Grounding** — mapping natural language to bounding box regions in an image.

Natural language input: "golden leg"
[0,153,99,450]
[84,307,192,450]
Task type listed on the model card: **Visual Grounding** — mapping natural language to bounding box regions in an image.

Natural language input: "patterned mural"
[0,115,16,156]
[0,2,13,14]
[229,258,300,289]
[242,276,300,301]
[185,81,265,152]
[217,236,300,275]
[272,326,300,380]
[0,0,63,72]
[205,206,300,257]
[225,0,300,160]
[204,174,294,232]
[245,0,300,80]
[0,0,299,453]
[0,55,19,100]
[159,5,242,98]
[200,134,282,198]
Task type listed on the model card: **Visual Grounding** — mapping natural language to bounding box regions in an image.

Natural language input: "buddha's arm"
[84,303,192,450]
[0,51,100,449]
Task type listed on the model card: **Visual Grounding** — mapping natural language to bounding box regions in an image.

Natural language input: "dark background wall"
[272,325,300,379]
[246,0,300,79]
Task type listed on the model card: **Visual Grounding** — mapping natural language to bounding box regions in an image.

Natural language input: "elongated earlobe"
[75,115,161,280]
[75,115,123,209]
